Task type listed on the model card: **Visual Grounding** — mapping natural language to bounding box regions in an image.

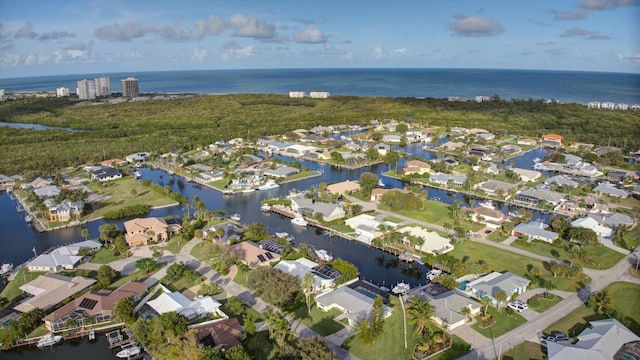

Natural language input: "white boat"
[241,188,255,193]
[116,344,142,358]
[478,200,495,209]
[427,269,443,282]
[0,263,13,276]
[24,215,32,223]
[392,282,410,294]
[230,214,241,222]
[533,157,542,163]
[258,180,280,191]
[376,179,386,188]
[291,215,308,227]
[314,249,333,262]
[37,333,63,348]
[260,204,271,212]
[133,171,142,179]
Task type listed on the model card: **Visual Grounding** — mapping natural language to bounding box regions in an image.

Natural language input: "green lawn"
[502,341,545,360]
[288,304,344,336]
[281,170,321,182]
[218,297,264,323]
[347,297,470,360]
[328,222,357,234]
[84,178,177,219]
[108,267,159,290]
[208,178,230,190]
[545,282,640,337]
[233,265,251,288]
[0,269,47,309]
[165,274,202,293]
[486,230,508,242]
[387,199,452,225]
[621,226,640,251]
[90,246,126,264]
[151,234,189,254]
[449,241,590,292]
[471,306,527,338]
[526,293,563,313]
[511,240,625,269]
[244,331,273,360]
[190,242,207,261]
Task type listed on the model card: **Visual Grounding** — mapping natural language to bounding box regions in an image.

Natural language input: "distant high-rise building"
[0,89,5,101]
[94,77,111,97]
[56,87,69,97]
[76,79,96,100]
[121,77,139,98]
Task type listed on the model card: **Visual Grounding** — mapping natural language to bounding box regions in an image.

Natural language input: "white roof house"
[397,226,454,255]
[410,286,481,330]
[547,318,640,360]
[273,258,336,291]
[146,287,224,320]
[571,217,612,239]
[512,168,542,182]
[345,214,396,245]
[26,240,102,272]
[290,197,346,222]
[315,285,392,326]
[264,166,300,178]
[512,221,559,243]
[593,183,630,198]
[14,274,96,313]
[545,175,580,188]
[466,272,530,305]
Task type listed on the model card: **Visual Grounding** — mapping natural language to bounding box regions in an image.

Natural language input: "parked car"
[507,301,528,312]
[551,332,570,341]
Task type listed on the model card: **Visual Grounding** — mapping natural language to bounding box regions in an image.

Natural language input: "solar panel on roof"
[79,298,98,310]
[265,252,273,260]
[257,255,266,262]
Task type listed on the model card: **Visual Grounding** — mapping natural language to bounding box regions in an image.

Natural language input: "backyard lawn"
[545,282,640,337]
[288,304,344,336]
[621,225,640,251]
[0,269,46,309]
[385,199,451,225]
[347,297,470,360]
[511,240,625,269]
[108,266,161,290]
[151,234,189,254]
[449,241,590,292]
[471,306,527,338]
[208,178,230,190]
[84,178,178,219]
[90,246,125,264]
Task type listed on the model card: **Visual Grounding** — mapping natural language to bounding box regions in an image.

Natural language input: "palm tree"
[303,273,315,314]
[494,290,507,311]
[480,296,492,316]
[406,297,435,337]
[272,313,291,347]
[460,307,472,323]
[81,228,89,241]
[264,307,279,338]
[589,290,611,314]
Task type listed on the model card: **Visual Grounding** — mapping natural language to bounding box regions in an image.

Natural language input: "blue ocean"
[1,68,639,104]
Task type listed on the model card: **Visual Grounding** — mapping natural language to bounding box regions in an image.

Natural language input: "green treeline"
[102,204,151,219]
[0,94,638,175]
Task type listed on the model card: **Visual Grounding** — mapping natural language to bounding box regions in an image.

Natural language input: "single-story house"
[547,318,640,360]
[34,184,61,199]
[409,284,481,330]
[512,168,542,182]
[450,127,467,136]
[381,134,401,143]
[194,318,245,350]
[374,144,390,156]
[125,152,150,163]
[397,226,454,255]
[315,284,393,326]
[24,176,52,190]
[370,188,389,202]
[187,164,213,172]
[571,216,612,239]
[500,144,522,155]
[345,214,395,244]
[284,144,318,157]
[44,199,84,222]
[146,286,224,321]
[593,183,630,198]
[91,167,123,182]
[403,160,432,176]
[100,158,128,167]
[587,213,635,228]
[26,240,102,272]
[290,196,346,222]
[203,223,242,244]
[461,206,510,229]
[476,132,496,141]
[14,274,96,313]
[327,181,361,195]
[430,172,466,187]
[123,217,182,247]
[43,281,147,332]
[517,138,537,146]
[199,170,224,182]
[264,166,300,178]
[0,174,15,189]
[273,258,338,291]
[515,188,565,206]
[229,241,281,268]
[545,175,580,188]
[466,272,530,305]
[512,221,559,243]
[478,180,518,195]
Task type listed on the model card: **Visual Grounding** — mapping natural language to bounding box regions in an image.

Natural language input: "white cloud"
[389,47,408,57]
[560,26,610,39]
[94,23,146,42]
[293,25,326,44]
[228,14,275,39]
[580,0,638,9]
[15,21,37,39]
[449,14,504,37]
[617,52,640,64]
[94,14,225,42]
[192,47,208,61]
[372,45,384,58]
[221,41,254,60]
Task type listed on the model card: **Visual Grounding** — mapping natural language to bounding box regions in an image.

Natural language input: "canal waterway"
[0,121,88,132]
[0,145,553,357]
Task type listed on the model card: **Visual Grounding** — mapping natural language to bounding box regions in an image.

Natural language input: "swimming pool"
[459,280,470,291]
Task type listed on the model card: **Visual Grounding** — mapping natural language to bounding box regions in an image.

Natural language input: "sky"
[0,0,639,78]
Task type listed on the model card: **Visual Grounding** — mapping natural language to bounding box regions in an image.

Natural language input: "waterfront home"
[264,166,300,178]
[430,172,467,187]
[326,180,361,195]
[587,212,635,228]
[43,281,147,332]
[90,166,123,182]
[461,206,510,229]
[405,129,425,142]
[515,188,565,206]
[381,134,402,143]
[344,214,394,244]
[100,158,128,167]
[571,216,612,239]
[397,226,454,255]
[475,132,496,141]
[403,159,432,176]
[478,180,518,195]
[547,318,640,360]
[593,183,630,198]
[440,141,465,151]
[285,144,318,157]
[274,258,339,291]
[541,134,563,148]
[123,217,182,247]
[203,223,242,244]
[194,318,245,350]
[408,284,481,330]
[199,170,224,182]
[466,272,530,305]
[516,138,537,146]
[290,195,346,222]
[450,127,467,137]
[186,163,213,172]
[34,184,61,199]
[229,241,280,268]
[545,175,580,188]
[0,174,16,189]
[370,188,388,202]
[44,199,84,222]
[26,240,102,272]
[512,221,559,243]
[125,152,151,163]
[512,168,542,182]
[14,274,96,313]
[144,285,224,321]
[315,284,393,326]
[374,143,390,156]
[24,176,52,190]
[500,144,522,155]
